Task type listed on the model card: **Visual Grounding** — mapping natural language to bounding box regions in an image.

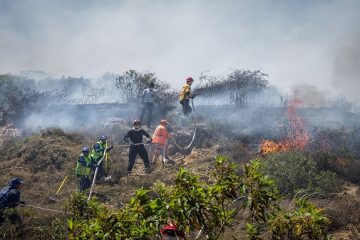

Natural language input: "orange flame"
[259,99,310,155]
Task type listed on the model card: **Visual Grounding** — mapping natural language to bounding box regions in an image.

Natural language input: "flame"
[259,99,310,155]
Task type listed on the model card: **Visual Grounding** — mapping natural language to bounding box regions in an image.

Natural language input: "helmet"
[186,76,194,82]
[99,135,107,141]
[9,178,24,186]
[160,119,169,125]
[133,119,141,126]
[82,146,90,153]
[161,225,178,236]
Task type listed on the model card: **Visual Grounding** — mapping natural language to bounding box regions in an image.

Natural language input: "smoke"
[1,0,360,94]
[290,84,328,108]
[332,34,360,100]
[1,0,360,137]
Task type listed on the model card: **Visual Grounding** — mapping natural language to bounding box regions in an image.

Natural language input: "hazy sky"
[0,0,359,95]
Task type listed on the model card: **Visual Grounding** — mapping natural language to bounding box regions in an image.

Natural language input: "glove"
[106,145,113,152]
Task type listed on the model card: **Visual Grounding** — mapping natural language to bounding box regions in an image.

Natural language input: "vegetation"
[309,127,360,184]
[115,69,177,115]
[0,74,46,125]
[195,70,269,107]
[263,151,340,197]
[66,156,329,239]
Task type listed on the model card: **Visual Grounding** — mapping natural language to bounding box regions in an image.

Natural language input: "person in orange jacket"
[151,119,174,166]
[179,77,194,116]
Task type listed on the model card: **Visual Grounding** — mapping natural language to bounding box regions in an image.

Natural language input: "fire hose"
[171,98,198,150]
[20,203,67,214]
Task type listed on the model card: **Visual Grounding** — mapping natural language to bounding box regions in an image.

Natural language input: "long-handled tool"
[105,142,108,174]
[87,153,106,202]
[48,175,68,202]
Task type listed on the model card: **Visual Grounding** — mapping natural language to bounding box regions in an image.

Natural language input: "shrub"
[269,198,329,239]
[0,74,47,125]
[195,69,269,107]
[66,157,330,239]
[263,151,340,197]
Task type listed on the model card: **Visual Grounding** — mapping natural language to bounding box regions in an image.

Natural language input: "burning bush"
[263,151,340,197]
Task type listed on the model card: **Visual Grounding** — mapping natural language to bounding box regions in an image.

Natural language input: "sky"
[0,0,359,97]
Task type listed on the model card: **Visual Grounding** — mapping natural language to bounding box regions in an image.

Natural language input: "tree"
[195,70,269,107]
[115,70,177,115]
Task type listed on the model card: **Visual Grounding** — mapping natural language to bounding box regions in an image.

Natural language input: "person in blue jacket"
[0,178,25,226]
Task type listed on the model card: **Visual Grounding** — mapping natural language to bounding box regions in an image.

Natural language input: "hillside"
[1,122,360,239]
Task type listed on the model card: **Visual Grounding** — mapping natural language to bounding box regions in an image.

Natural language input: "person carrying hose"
[90,135,113,180]
[179,76,194,116]
[76,146,97,192]
[151,119,174,167]
[123,120,152,175]
[0,178,25,227]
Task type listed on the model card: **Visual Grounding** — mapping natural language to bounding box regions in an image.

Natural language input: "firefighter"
[76,146,96,192]
[140,82,156,128]
[179,77,194,116]
[0,178,25,226]
[151,119,174,167]
[90,135,113,179]
[123,120,152,175]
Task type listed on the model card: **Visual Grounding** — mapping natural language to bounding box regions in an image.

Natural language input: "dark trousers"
[128,145,150,172]
[93,158,106,179]
[97,163,106,178]
[78,176,92,192]
[0,210,22,226]
[181,99,192,116]
[140,102,154,127]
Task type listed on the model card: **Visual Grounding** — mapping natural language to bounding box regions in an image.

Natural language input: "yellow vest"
[179,83,191,102]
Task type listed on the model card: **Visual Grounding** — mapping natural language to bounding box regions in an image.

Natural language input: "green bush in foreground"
[66,156,330,239]
[263,151,340,197]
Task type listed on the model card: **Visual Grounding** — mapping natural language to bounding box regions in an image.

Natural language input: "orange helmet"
[186,77,194,82]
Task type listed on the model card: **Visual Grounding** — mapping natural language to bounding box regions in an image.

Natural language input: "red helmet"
[186,77,194,82]
[160,225,178,236]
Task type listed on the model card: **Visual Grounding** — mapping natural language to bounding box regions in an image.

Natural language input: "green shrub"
[66,156,330,239]
[269,198,329,239]
[311,150,360,184]
[263,151,340,197]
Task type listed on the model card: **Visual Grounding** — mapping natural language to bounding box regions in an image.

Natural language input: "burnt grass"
[0,126,360,239]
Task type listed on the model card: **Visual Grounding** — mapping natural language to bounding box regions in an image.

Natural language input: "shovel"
[48,175,68,203]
